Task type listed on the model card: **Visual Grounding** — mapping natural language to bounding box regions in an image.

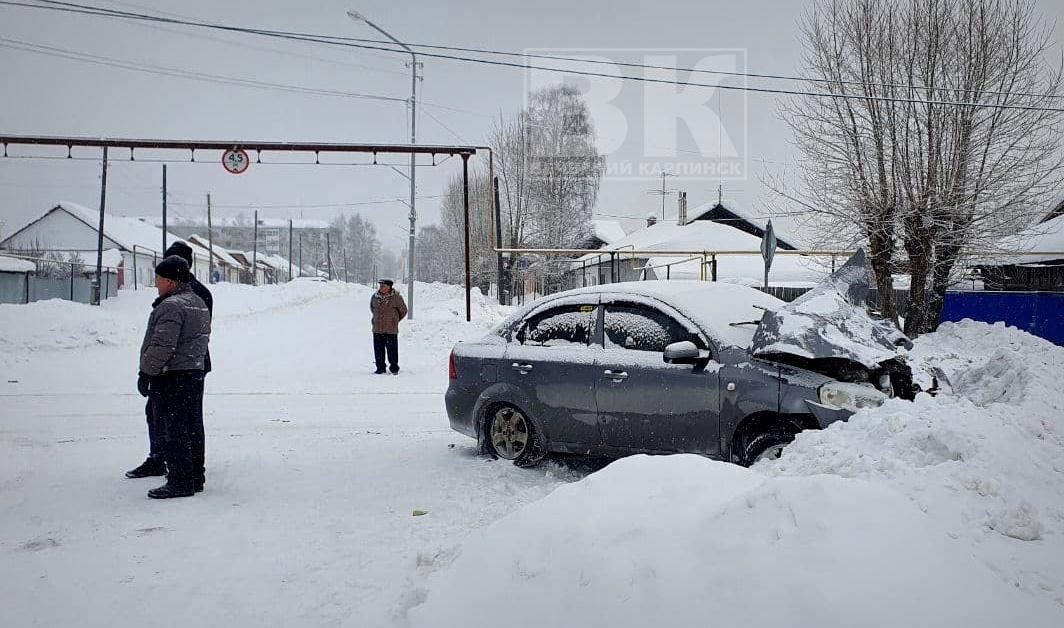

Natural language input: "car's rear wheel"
[741,428,795,467]
[487,405,543,466]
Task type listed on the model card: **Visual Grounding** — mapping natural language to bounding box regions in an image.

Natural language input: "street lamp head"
[346,9,365,22]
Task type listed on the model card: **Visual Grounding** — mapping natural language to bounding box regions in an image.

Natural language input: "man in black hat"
[130,254,211,498]
[370,279,407,374]
[126,242,214,488]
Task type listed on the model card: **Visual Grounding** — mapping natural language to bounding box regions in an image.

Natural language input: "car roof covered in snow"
[504,280,785,349]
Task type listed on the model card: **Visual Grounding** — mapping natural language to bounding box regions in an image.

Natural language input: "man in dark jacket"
[370,279,407,374]
[125,242,213,490]
[136,255,211,499]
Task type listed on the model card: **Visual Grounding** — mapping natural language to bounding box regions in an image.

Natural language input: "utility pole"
[288,219,293,281]
[462,154,471,322]
[348,10,419,319]
[92,146,108,306]
[206,193,214,283]
[326,230,333,281]
[252,209,258,286]
[493,175,505,305]
[342,241,349,283]
[161,164,167,253]
[298,233,303,278]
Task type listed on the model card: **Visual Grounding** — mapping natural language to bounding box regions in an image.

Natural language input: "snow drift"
[408,454,1062,628]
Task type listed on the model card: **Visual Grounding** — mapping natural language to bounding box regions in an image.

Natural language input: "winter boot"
[125,457,166,479]
[374,369,386,375]
[147,481,195,499]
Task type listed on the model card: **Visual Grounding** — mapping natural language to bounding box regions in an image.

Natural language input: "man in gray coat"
[137,255,211,499]
[125,241,213,484]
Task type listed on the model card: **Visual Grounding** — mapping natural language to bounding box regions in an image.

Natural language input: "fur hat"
[377,278,394,287]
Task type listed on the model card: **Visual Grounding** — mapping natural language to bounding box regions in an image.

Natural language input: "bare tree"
[775,0,1064,334]
[492,84,603,300]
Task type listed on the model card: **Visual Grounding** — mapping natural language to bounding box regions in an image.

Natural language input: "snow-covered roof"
[988,214,1064,265]
[258,254,291,271]
[591,220,626,245]
[99,248,123,269]
[186,234,243,268]
[10,201,198,257]
[688,199,808,249]
[642,254,827,285]
[577,220,765,261]
[509,280,786,348]
[0,254,36,273]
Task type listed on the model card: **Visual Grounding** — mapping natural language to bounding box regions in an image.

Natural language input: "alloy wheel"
[490,407,529,460]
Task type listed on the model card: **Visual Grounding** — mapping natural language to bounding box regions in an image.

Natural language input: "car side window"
[603,303,700,353]
[519,304,594,347]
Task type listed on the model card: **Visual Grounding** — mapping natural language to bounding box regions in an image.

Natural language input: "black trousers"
[373,332,399,372]
[150,371,205,488]
[145,374,206,483]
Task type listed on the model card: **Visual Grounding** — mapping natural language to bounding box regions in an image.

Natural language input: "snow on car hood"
[750,249,911,368]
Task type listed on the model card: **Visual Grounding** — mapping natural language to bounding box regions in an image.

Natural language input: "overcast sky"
[2,0,1062,252]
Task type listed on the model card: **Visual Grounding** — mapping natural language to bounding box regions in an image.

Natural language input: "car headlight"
[818,382,888,412]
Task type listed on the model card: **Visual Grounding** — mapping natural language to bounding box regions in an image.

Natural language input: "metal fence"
[0,254,120,305]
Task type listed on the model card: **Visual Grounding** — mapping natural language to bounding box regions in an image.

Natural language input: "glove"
[137,372,151,397]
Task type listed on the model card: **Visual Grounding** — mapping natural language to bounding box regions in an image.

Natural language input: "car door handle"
[603,369,628,380]
[511,362,533,373]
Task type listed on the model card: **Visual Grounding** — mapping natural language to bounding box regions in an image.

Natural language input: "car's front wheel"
[486,405,543,467]
[741,428,795,467]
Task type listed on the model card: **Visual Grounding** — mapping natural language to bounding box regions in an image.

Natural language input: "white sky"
[1,0,1062,253]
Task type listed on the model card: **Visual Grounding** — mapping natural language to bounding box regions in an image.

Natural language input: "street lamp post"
[348,9,420,319]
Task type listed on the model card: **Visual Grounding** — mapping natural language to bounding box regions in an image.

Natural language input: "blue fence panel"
[941,292,1064,346]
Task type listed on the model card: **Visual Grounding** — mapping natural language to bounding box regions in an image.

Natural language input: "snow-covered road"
[0,282,579,627]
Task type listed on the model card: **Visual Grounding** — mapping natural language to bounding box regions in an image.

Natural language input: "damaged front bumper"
[803,399,854,429]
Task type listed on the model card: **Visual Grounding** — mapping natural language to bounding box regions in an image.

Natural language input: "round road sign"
[222,149,250,175]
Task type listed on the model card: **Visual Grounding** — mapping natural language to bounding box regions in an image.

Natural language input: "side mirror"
[663,341,709,364]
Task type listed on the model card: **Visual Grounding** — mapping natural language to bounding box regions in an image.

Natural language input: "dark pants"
[150,371,205,489]
[373,332,399,372]
[145,373,206,484]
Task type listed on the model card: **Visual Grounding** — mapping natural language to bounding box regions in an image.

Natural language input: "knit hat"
[164,241,194,267]
[378,278,394,287]
[155,255,190,283]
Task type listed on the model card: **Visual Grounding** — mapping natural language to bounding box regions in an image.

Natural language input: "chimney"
[677,191,688,225]
[646,212,658,228]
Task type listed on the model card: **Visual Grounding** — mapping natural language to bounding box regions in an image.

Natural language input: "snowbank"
[763,319,1064,599]
[409,455,1063,628]
[0,280,508,387]
[409,319,1064,626]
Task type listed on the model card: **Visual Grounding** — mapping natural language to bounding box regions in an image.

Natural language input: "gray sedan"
[446,280,911,467]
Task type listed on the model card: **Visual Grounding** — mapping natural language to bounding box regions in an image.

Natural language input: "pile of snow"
[409,455,1063,628]
[0,292,147,360]
[763,319,1064,598]
[409,319,1064,626]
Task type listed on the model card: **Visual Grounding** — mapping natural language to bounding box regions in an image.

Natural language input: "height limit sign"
[222,148,250,175]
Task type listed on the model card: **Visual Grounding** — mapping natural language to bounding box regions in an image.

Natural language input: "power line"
[0,36,408,103]
[7,0,1063,111]
[93,0,410,72]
